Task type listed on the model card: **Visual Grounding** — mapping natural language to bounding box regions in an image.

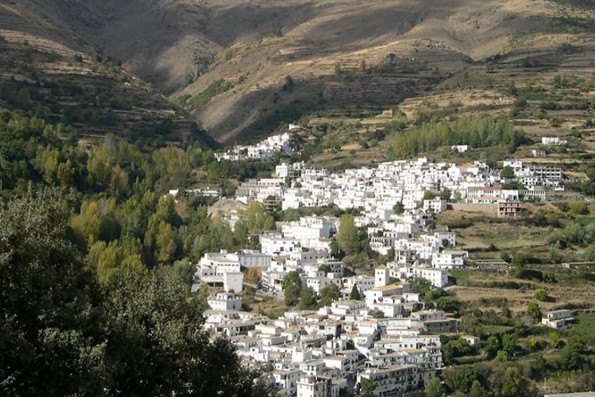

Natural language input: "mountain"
[0,0,215,147]
[1,0,593,143]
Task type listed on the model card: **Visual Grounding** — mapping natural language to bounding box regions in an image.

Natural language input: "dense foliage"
[388,116,530,158]
[0,190,269,396]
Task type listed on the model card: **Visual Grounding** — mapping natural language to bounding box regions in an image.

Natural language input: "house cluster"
[200,264,452,396]
[215,126,300,161]
[235,157,560,209]
[192,199,463,395]
[188,156,571,396]
[502,159,563,190]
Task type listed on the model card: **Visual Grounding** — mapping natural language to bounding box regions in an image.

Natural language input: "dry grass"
[452,271,595,314]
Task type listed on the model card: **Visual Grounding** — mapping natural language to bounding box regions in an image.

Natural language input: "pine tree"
[349,284,361,300]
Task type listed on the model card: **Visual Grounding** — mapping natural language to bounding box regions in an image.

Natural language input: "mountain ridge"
[1,0,593,143]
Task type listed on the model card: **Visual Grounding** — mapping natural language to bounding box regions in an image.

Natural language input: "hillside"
[1,0,593,143]
[0,1,214,146]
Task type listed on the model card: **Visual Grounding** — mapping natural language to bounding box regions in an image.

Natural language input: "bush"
[533,288,551,302]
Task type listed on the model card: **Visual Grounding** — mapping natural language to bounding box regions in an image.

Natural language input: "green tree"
[500,166,515,179]
[485,335,501,359]
[243,201,275,236]
[349,284,362,300]
[568,201,589,216]
[442,365,477,393]
[527,301,542,321]
[318,264,332,274]
[0,189,105,395]
[320,284,341,307]
[360,378,375,395]
[409,277,433,295]
[560,336,585,370]
[102,266,266,396]
[283,271,302,306]
[393,201,405,214]
[533,288,550,302]
[495,350,510,362]
[369,309,385,319]
[502,333,517,355]
[424,378,444,397]
[423,190,436,200]
[336,214,360,255]
[387,247,395,261]
[155,221,176,264]
[501,367,523,397]
[442,337,473,364]
[436,296,464,315]
[468,380,488,397]
[299,287,318,310]
[440,187,451,201]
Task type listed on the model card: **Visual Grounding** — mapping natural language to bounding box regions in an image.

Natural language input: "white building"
[431,251,467,269]
[541,310,574,328]
[451,145,470,153]
[208,292,242,311]
[541,136,567,146]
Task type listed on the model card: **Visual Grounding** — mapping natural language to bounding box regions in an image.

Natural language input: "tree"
[155,221,176,264]
[527,301,542,321]
[501,367,523,397]
[468,380,488,397]
[500,165,515,179]
[349,284,362,300]
[440,187,451,201]
[568,201,589,216]
[299,287,318,310]
[102,266,267,396]
[387,247,395,261]
[318,264,332,274]
[442,338,473,364]
[320,284,341,307]
[485,335,501,359]
[336,214,360,255]
[442,365,477,393]
[425,378,444,397]
[283,271,302,306]
[243,201,275,236]
[369,309,385,319]
[560,336,585,370]
[495,350,510,362]
[533,288,550,302]
[409,277,433,295]
[423,190,436,200]
[0,190,269,396]
[502,333,517,355]
[393,201,405,214]
[0,189,105,395]
[436,296,464,315]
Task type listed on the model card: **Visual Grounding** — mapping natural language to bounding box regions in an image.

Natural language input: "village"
[186,140,571,396]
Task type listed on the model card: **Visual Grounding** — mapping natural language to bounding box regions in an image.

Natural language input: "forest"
[0,111,276,395]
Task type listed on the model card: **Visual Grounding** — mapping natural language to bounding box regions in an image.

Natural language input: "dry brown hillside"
[1,0,593,142]
[0,0,215,145]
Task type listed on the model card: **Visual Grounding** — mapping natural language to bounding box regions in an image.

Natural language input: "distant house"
[541,136,567,146]
[497,202,525,218]
[531,149,546,157]
[451,145,470,153]
[541,310,574,328]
